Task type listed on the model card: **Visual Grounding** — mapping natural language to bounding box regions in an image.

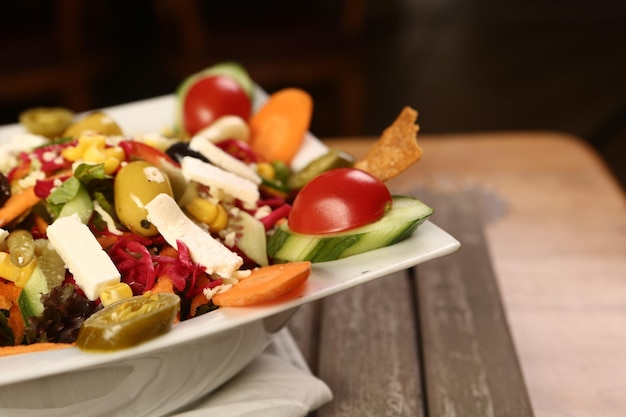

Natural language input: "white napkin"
[168,328,333,417]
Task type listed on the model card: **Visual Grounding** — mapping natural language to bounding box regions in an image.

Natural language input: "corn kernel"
[256,162,275,180]
[0,252,39,287]
[184,198,229,232]
[210,204,229,232]
[185,198,218,224]
[61,145,83,161]
[104,146,125,161]
[99,282,133,307]
[82,146,106,164]
[103,156,121,175]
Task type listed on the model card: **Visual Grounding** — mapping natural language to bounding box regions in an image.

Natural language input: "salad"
[0,62,431,355]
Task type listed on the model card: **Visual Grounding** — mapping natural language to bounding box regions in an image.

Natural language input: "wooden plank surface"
[315,271,424,417]
[288,188,534,416]
[415,189,534,417]
[328,133,626,416]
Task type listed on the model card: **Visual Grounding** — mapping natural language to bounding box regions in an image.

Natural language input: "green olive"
[63,111,123,138]
[19,107,75,138]
[76,293,180,352]
[114,161,173,236]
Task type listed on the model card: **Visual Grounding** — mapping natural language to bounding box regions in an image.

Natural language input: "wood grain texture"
[415,189,533,417]
[315,272,425,417]
[329,133,626,416]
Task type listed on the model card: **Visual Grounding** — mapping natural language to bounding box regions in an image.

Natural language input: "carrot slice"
[149,276,180,323]
[0,281,21,310]
[8,304,24,345]
[0,186,41,227]
[249,88,313,164]
[212,261,311,307]
[151,275,175,295]
[0,281,24,345]
[0,343,75,357]
[31,213,49,236]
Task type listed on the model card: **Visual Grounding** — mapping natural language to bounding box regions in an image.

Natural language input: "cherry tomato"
[119,140,180,167]
[288,168,392,234]
[182,75,251,137]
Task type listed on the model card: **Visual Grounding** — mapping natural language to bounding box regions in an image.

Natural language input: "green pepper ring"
[76,293,180,352]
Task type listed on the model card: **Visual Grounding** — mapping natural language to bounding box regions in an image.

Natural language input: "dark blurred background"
[1,0,625,188]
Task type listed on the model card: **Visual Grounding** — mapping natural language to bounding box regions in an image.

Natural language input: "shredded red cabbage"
[107,234,206,296]
[260,203,291,231]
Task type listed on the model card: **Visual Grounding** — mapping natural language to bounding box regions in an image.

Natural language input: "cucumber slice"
[267,196,433,263]
[17,264,49,323]
[231,210,269,266]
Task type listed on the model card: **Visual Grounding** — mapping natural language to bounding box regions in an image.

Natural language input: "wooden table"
[288,132,626,416]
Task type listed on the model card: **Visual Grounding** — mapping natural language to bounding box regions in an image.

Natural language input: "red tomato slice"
[182,75,251,137]
[288,168,392,234]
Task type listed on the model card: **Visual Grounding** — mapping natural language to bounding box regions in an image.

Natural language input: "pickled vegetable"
[6,230,36,267]
[288,148,354,190]
[76,293,180,352]
[19,107,75,138]
[63,111,123,138]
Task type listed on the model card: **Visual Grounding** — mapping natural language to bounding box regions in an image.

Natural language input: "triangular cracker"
[354,106,422,181]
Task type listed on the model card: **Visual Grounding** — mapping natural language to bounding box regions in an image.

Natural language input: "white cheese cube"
[189,136,261,184]
[46,213,121,300]
[0,228,9,244]
[145,193,243,278]
[181,156,259,206]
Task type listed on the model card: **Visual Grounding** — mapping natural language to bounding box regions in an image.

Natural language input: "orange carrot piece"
[150,276,180,323]
[96,234,119,250]
[0,186,41,227]
[32,213,49,236]
[0,281,21,311]
[0,343,75,357]
[159,245,178,258]
[249,88,313,164]
[212,261,311,307]
[188,274,213,317]
[8,304,24,345]
[0,281,25,345]
[151,275,175,294]
[189,292,208,317]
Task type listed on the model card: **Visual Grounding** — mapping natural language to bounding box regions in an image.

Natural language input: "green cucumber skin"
[267,196,433,263]
[16,265,49,323]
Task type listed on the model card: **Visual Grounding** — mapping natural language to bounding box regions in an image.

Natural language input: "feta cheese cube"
[181,156,259,206]
[189,136,261,184]
[46,213,121,300]
[145,193,243,278]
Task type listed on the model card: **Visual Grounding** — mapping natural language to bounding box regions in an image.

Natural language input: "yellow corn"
[256,162,275,180]
[99,282,133,307]
[211,204,229,232]
[0,252,38,288]
[185,198,229,232]
[62,134,124,175]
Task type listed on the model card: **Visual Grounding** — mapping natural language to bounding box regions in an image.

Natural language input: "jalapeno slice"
[19,107,75,138]
[288,148,354,190]
[76,293,180,352]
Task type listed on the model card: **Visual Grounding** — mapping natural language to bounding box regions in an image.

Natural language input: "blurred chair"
[0,0,104,113]
[1,0,368,136]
